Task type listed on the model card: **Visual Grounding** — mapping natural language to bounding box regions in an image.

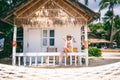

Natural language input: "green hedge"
[88,47,102,57]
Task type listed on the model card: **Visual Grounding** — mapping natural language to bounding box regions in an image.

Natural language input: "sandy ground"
[89,52,120,67]
[0,52,120,80]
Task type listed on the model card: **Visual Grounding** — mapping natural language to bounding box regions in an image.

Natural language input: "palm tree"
[83,0,96,5]
[99,0,120,46]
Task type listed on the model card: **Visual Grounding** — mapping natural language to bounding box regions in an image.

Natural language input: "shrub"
[88,47,102,57]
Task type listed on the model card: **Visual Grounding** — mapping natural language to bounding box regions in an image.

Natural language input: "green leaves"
[0,0,9,13]
[99,0,120,46]
[89,47,102,57]
[99,0,120,11]
[114,15,120,29]
[99,2,110,11]
[88,23,106,38]
[0,22,13,58]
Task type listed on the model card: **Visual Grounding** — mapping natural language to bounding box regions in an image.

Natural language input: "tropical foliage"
[0,0,13,58]
[0,22,13,58]
[89,23,106,39]
[88,47,102,57]
[99,0,120,46]
[88,0,120,48]
[0,0,9,13]
[103,11,120,43]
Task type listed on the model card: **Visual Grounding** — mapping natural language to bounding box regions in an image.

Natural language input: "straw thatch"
[88,34,115,44]
[0,0,100,27]
[89,38,111,43]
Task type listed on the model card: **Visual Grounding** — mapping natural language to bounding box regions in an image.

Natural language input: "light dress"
[64,38,73,52]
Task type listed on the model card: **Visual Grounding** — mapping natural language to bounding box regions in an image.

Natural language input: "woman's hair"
[67,35,72,39]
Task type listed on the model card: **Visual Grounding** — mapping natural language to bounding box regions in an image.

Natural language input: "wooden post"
[12,26,17,66]
[84,25,88,66]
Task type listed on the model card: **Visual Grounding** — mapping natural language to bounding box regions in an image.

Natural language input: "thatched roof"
[89,38,111,43]
[0,0,100,26]
[88,34,115,44]
[69,0,100,22]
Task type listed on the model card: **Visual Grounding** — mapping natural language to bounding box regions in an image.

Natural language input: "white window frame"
[42,29,55,47]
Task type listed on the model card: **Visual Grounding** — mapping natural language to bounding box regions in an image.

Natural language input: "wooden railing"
[15,52,88,66]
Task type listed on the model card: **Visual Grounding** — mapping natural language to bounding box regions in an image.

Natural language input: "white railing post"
[18,56,20,66]
[79,56,82,66]
[53,56,55,65]
[75,55,77,66]
[70,55,72,65]
[35,56,37,66]
[48,56,49,65]
[12,26,17,66]
[29,57,32,66]
[59,56,61,65]
[24,56,26,66]
[41,56,43,65]
[64,56,67,66]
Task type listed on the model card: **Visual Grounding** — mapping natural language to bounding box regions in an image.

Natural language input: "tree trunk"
[109,8,114,48]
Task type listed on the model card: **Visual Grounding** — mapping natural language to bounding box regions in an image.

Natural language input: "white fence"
[15,52,88,66]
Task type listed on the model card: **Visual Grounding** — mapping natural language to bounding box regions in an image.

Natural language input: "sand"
[0,52,120,80]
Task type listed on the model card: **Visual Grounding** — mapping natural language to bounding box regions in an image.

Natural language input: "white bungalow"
[0,0,99,66]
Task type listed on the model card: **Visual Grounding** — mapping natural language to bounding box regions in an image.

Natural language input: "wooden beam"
[28,0,50,17]
[14,0,34,13]
[0,19,13,26]
[16,0,40,17]
[52,0,74,17]
[61,0,87,21]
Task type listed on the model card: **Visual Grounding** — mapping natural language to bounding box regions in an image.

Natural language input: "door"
[27,29,41,64]
[28,29,41,52]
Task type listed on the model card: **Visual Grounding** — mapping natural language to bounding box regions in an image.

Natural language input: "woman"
[60,35,76,64]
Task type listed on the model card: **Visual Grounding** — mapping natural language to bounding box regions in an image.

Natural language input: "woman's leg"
[65,48,72,56]
[64,48,69,57]
[66,47,72,52]
[60,48,72,64]
[65,48,72,65]
[60,48,68,64]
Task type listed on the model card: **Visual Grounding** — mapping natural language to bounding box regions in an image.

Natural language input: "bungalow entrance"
[0,0,99,66]
[28,29,41,52]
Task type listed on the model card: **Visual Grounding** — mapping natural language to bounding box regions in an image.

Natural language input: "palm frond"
[99,2,110,11]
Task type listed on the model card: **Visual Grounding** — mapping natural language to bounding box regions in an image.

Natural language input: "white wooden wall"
[23,24,82,53]
[55,25,81,52]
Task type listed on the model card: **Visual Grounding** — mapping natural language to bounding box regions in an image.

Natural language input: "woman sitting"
[60,35,76,65]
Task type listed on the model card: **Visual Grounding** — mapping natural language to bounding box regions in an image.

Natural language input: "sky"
[79,0,120,18]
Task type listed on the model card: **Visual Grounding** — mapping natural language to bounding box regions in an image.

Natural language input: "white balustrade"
[15,52,88,66]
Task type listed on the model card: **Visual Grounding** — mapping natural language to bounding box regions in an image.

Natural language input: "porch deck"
[15,52,88,66]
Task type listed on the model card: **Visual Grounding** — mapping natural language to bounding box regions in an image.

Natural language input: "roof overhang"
[0,0,100,26]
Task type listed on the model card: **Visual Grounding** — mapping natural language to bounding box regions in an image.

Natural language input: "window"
[42,30,55,47]
[43,30,48,46]
[49,30,54,46]
[17,27,23,52]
